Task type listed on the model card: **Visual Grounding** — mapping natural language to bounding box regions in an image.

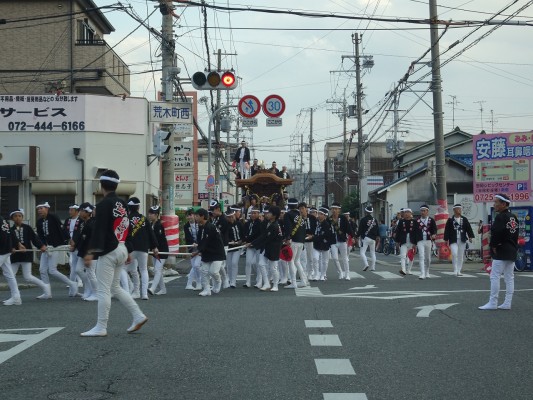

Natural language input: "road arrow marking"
[414,303,459,317]
[349,285,377,290]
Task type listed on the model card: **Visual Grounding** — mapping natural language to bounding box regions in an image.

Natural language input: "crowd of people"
[0,169,520,334]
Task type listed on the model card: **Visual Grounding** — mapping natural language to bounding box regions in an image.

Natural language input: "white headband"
[36,202,50,209]
[82,206,93,213]
[100,176,120,184]
[10,209,24,217]
[495,195,511,204]
[127,200,140,206]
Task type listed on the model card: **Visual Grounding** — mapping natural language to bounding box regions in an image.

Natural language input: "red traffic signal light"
[191,70,238,90]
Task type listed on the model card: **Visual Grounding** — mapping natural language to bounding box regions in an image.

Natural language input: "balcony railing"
[75,39,106,46]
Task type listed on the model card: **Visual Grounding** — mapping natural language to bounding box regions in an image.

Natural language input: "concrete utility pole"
[354,33,365,213]
[309,108,313,204]
[161,0,175,216]
[429,0,449,259]
[342,91,348,198]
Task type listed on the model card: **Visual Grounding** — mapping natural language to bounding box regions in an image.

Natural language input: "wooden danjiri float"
[235,168,293,207]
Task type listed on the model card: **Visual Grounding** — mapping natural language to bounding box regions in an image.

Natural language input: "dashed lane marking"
[315,359,356,375]
[309,334,342,346]
[323,394,368,400]
[305,320,333,328]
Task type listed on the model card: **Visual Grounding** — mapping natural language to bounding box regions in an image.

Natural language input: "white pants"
[128,251,149,297]
[76,256,97,298]
[1,254,20,299]
[400,242,415,273]
[200,260,223,292]
[186,255,202,287]
[487,259,515,306]
[417,240,432,277]
[289,242,307,285]
[245,248,259,286]
[11,261,47,293]
[226,248,241,286]
[69,251,80,283]
[450,242,467,274]
[360,237,376,270]
[94,243,144,331]
[304,242,317,279]
[150,256,166,293]
[39,250,72,286]
[239,160,249,179]
[258,253,279,289]
[331,242,349,277]
[317,249,330,279]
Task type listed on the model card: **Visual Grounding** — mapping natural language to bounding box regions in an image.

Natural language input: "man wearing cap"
[357,206,379,272]
[444,203,475,276]
[64,204,82,287]
[72,202,98,301]
[414,205,437,279]
[243,207,261,288]
[301,203,318,281]
[329,202,353,280]
[479,194,519,310]
[283,198,308,288]
[395,208,417,275]
[233,141,251,179]
[191,208,226,296]
[81,170,148,337]
[148,206,169,296]
[126,197,159,299]
[10,209,50,301]
[184,209,202,290]
[1,214,21,305]
[314,206,334,281]
[36,201,78,297]
[226,209,244,288]
[249,206,283,291]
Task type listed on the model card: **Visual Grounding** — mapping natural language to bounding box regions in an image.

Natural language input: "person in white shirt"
[415,205,437,279]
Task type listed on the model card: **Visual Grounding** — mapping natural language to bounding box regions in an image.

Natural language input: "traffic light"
[191,70,237,90]
[153,129,171,157]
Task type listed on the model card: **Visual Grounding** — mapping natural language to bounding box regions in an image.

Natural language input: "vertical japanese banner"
[473,132,533,203]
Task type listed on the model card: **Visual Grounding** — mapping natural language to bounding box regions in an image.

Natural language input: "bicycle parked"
[382,237,398,256]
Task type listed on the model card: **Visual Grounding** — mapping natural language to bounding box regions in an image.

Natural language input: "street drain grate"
[48,391,112,400]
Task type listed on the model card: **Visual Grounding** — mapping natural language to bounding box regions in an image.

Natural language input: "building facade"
[0,0,130,96]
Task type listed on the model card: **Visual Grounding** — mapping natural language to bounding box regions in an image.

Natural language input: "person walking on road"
[10,208,51,300]
[191,208,226,297]
[148,206,168,296]
[36,201,78,298]
[314,206,334,281]
[396,208,417,276]
[357,206,378,272]
[283,198,308,288]
[378,220,388,253]
[1,214,21,306]
[81,170,147,337]
[329,202,353,280]
[414,205,437,279]
[444,204,475,276]
[479,194,519,310]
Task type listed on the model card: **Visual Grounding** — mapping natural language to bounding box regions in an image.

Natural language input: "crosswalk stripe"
[372,271,403,279]
[440,272,477,278]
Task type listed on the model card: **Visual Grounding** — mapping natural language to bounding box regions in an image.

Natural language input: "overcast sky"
[100,0,533,171]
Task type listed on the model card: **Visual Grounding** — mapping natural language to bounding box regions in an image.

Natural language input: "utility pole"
[429,0,448,259]
[354,32,365,212]
[160,0,175,216]
[309,108,313,204]
[342,92,348,199]
[487,109,497,134]
[446,95,459,129]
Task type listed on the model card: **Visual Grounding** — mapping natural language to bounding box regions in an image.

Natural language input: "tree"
[341,190,359,219]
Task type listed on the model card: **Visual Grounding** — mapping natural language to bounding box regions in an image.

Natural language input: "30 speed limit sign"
[262,94,286,118]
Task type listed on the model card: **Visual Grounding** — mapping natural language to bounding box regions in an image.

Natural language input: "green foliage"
[341,190,359,219]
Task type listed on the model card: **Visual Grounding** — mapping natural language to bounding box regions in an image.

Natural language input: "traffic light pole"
[208,104,237,205]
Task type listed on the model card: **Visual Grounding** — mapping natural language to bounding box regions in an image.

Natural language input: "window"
[78,19,95,43]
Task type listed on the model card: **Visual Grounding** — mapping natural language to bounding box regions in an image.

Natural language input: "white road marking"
[349,285,376,290]
[371,271,403,279]
[315,359,356,375]
[414,303,459,317]
[309,334,342,346]
[296,286,323,297]
[323,394,368,400]
[0,327,64,365]
[305,320,333,328]
[348,271,365,279]
[440,272,477,278]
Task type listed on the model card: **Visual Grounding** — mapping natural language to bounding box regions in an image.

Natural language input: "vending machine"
[492,206,533,270]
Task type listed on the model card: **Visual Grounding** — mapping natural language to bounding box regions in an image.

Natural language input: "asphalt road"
[1,252,532,400]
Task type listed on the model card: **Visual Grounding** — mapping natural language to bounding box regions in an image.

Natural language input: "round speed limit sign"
[262,94,286,118]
